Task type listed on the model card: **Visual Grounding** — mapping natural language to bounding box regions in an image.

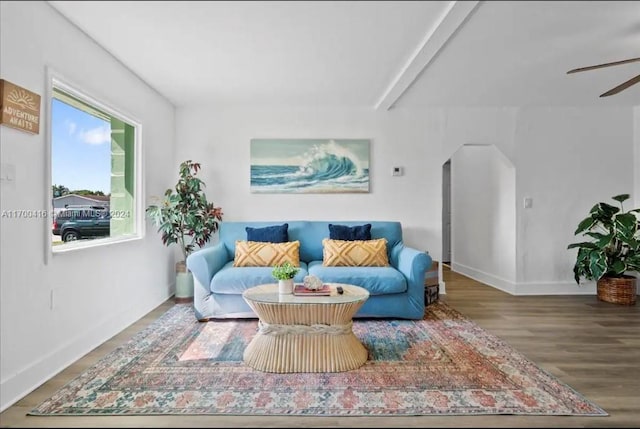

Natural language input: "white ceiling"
[398,1,640,107]
[49,1,640,109]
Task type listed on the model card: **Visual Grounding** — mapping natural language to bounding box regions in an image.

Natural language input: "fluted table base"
[242,284,369,373]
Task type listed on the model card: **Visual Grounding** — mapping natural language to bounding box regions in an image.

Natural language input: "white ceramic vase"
[278,278,294,294]
[175,261,194,303]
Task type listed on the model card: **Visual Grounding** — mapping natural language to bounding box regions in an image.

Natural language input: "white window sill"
[51,234,143,254]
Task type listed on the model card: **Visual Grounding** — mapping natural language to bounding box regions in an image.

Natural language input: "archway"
[443,144,516,288]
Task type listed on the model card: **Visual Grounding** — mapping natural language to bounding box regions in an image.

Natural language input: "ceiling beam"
[375,1,481,111]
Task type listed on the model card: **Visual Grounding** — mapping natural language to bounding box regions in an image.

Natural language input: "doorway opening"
[442,159,451,265]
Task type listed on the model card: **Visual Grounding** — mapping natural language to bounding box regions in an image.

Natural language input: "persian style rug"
[30,303,607,416]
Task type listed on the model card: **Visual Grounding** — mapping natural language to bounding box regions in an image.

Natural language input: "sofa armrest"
[186,243,229,290]
[395,245,431,298]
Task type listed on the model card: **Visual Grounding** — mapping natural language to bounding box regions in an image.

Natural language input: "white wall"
[0,2,176,411]
[631,106,639,290]
[431,106,633,294]
[175,106,443,255]
[176,104,634,297]
[634,106,640,208]
[439,107,518,164]
[515,107,634,294]
[439,107,519,291]
[451,145,516,291]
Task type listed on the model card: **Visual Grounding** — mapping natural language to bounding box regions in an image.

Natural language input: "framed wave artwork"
[250,138,370,194]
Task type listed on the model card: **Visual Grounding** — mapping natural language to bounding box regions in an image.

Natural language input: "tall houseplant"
[147,160,223,302]
[568,194,639,305]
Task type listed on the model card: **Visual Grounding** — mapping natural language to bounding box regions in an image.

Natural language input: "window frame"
[45,69,144,262]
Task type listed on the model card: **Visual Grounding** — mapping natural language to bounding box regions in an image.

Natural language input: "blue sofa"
[186,221,432,320]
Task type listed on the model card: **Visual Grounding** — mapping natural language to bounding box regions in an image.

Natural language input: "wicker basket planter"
[597,276,637,305]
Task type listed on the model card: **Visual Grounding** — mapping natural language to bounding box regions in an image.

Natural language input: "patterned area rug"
[30,302,607,416]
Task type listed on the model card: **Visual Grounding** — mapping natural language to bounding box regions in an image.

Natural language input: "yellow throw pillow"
[322,238,389,267]
[233,240,300,267]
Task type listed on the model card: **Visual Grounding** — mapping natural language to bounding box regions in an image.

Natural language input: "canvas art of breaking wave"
[250,139,370,193]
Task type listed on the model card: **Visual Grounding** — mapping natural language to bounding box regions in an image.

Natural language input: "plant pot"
[278,278,294,295]
[597,276,636,305]
[175,261,194,304]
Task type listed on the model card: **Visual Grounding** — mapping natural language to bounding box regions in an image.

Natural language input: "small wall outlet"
[392,167,403,176]
[524,197,533,209]
[0,163,16,186]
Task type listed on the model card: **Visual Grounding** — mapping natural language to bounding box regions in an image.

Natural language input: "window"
[49,77,141,252]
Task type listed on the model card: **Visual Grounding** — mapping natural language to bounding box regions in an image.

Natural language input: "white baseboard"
[514,281,597,295]
[0,292,171,412]
[452,262,516,294]
[450,262,600,295]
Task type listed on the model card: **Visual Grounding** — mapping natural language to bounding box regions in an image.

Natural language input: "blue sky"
[51,99,111,193]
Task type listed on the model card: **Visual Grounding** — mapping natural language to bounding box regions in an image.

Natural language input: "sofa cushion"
[307,261,406,296]
[233,240,300,267]
[246,223,288,243]
[212,261,309,294]
[328,223,371,241]
[322,238,389,267]
[219,221,404,263]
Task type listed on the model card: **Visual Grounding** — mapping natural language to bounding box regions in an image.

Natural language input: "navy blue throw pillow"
[246,223,289,243]
[328,223,372,241]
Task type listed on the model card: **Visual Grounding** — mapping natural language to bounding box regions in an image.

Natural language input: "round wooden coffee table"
[242,283,369,373]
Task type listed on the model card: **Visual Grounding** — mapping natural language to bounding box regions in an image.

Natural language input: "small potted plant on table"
[272,261,300,295]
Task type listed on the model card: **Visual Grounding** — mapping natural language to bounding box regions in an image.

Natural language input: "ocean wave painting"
[250,139,370,193]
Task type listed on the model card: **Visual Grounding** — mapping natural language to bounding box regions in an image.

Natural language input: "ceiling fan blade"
[600,74,640,97]
[567,57,640,74]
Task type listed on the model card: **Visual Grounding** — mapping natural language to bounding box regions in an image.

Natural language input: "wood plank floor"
[2,267,639,428]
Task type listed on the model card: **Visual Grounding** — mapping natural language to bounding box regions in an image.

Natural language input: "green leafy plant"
[272,261,300,280]
[146,160,223,262]
[568,194,640,283]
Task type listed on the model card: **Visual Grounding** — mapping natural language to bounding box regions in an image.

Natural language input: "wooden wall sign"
[0,79,41,134]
